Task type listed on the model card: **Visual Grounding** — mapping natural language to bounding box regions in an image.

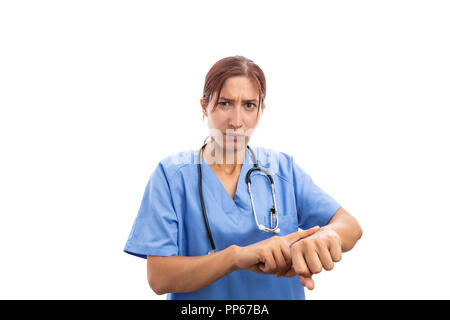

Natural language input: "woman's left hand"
[282,226,342,289]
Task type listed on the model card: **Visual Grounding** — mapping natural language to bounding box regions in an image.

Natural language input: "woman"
[123,55,363,300]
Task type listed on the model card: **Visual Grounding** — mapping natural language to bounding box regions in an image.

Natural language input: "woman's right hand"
[232,226,321,277]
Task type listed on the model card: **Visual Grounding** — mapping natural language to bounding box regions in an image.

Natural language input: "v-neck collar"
[199,146,254,214]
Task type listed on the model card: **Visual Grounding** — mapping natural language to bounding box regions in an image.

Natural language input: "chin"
[224,140,246,151]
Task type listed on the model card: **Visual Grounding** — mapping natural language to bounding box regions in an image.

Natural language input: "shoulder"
[156,149,197,182]
[252,146,295,184]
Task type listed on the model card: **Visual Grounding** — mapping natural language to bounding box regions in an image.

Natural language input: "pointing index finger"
[285,225,320,248]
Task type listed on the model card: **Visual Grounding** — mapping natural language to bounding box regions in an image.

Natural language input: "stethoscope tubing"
[197,142,280,254]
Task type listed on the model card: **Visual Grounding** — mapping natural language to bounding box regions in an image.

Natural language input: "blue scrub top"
[123,146,341,300]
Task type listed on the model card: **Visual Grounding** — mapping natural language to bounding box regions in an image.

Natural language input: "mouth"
[224,133,245,142]
[224,133,245,137]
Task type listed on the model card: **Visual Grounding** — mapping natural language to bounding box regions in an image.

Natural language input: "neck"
[202,141,247,175]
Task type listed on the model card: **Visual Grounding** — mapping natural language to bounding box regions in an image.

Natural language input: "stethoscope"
[197,141,280,254]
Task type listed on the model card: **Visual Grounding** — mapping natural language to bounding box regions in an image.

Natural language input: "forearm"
[324,208,363,252]
[148,245,238,294]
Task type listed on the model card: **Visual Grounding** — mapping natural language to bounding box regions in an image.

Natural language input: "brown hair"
[202,55,266,116]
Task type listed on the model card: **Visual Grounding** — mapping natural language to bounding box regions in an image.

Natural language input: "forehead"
[219,76,259,99]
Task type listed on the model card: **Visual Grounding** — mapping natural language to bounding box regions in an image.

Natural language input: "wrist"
[322,224,344,249]
[227,244,241,272]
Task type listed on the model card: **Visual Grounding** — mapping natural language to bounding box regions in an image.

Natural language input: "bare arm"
[147,227,321,295]
[147,245,238,295]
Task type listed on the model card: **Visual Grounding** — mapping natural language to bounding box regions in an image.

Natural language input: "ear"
[200,98,207,117]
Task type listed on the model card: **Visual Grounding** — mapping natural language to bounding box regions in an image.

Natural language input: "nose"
[229,105,243,130]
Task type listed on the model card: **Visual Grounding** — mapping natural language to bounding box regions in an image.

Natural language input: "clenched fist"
[289,226,342,289]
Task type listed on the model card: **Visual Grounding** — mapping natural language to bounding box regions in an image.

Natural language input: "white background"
[1,0,449,299]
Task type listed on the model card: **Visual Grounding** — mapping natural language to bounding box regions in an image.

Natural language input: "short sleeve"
[292,157,341,229]
[123,162,179,259]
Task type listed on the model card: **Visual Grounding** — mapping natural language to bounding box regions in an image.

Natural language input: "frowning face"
[200,76,265,154]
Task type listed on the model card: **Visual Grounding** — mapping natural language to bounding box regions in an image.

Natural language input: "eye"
[218,101,229,107]
[246,103,257,109]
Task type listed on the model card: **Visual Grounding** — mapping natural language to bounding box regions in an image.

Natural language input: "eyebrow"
[219,97,258,103]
